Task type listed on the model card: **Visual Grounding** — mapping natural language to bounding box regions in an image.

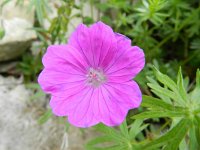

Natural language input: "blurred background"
[0,0,199,150]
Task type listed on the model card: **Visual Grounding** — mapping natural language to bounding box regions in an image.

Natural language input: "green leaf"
[83,16,94,25]
[65,121,70,131]
[183,76,189,90]
[132,110,184,119]
[141,95,185,112]
[30,91,46,101]
[95,3,110,12]
[190,70,200,104]
[0,27,5,39]
[38,109,52,124]
[143,118,190,150]
[86,133,130,150]
[94,124,126,143]
[196,69,200,88]
[119,120,129,139]
[147,76,172,104]
[153,67,177,92]
[101,16,112,25]
[151,67,186,106]
[191,38,200,50]
[129,119,148,139]
[194,118,200,149]
[34,0,48,25]
[190,88,200,104]
[189,125,199,150]
[147,83,177,101]
[26,83,41,89]
[177,67,187,102]
[85,135,114,150]
[179,138,187,150]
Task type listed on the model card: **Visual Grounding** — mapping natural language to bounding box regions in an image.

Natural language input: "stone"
[0,75,98,150]
[67,126,99,150]
[0,0,36,61]
[0,76,68,150]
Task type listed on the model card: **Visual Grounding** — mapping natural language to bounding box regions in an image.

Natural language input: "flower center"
[86,68,107,87]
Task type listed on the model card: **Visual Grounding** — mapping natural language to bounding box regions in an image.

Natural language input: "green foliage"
[26,83,46,101]
[0,0,8,40]
[18,53,43,82]
[144,118,190,150]
[94,0,200,68]
[134,0,169,25]
[5,0,198,82]
[2,0,200,149]
[0,27,5,40]
[29,0,75,44]
[38,109,52,124]
[29,0,50,26]
[86,68,200,150]
[1,0,199,81]
[86,120,148,150]
[134,68,200,150]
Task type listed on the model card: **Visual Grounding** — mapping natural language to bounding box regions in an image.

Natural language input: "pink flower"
[38,21,145,128]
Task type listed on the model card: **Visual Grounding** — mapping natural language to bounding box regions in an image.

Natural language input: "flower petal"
[89,21,117,68]
[68,24,94,66]
[67,88,100,127]
[42,44,89,74]
[114,33,132,57]
[87,81,141,127]
[104,81,142,108]
[51,87,102,127]
[98,86,128,126]
[38,68,86,96]
[106,46,145,82]
[38,22,145,128]
[50,87,92,117]
[68,21,117,68]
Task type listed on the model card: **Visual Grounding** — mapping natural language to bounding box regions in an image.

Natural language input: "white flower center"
[86,68,107,87]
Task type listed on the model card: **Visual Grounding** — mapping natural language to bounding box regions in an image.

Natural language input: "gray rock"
[0,0,36,61]
[0,75,98,150]
[0,76,68,150]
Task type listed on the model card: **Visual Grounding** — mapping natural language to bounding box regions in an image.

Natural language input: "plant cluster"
[1,0,200,149]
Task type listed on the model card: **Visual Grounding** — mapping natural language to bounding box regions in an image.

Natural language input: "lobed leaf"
[188,126,199,150]
[85,135,114,150]
[147,83,177,101]
[132,110,185,119]
[94,124,126,143]
[153,67,177,92]
[119,120,129,140]
[147,76,172,104]
[177,67,187,102]
[143,118,190,150]
[141,95,185,112]
[129,119,145,139]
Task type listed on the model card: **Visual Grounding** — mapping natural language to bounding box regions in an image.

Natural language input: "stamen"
[86,68,107,87]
